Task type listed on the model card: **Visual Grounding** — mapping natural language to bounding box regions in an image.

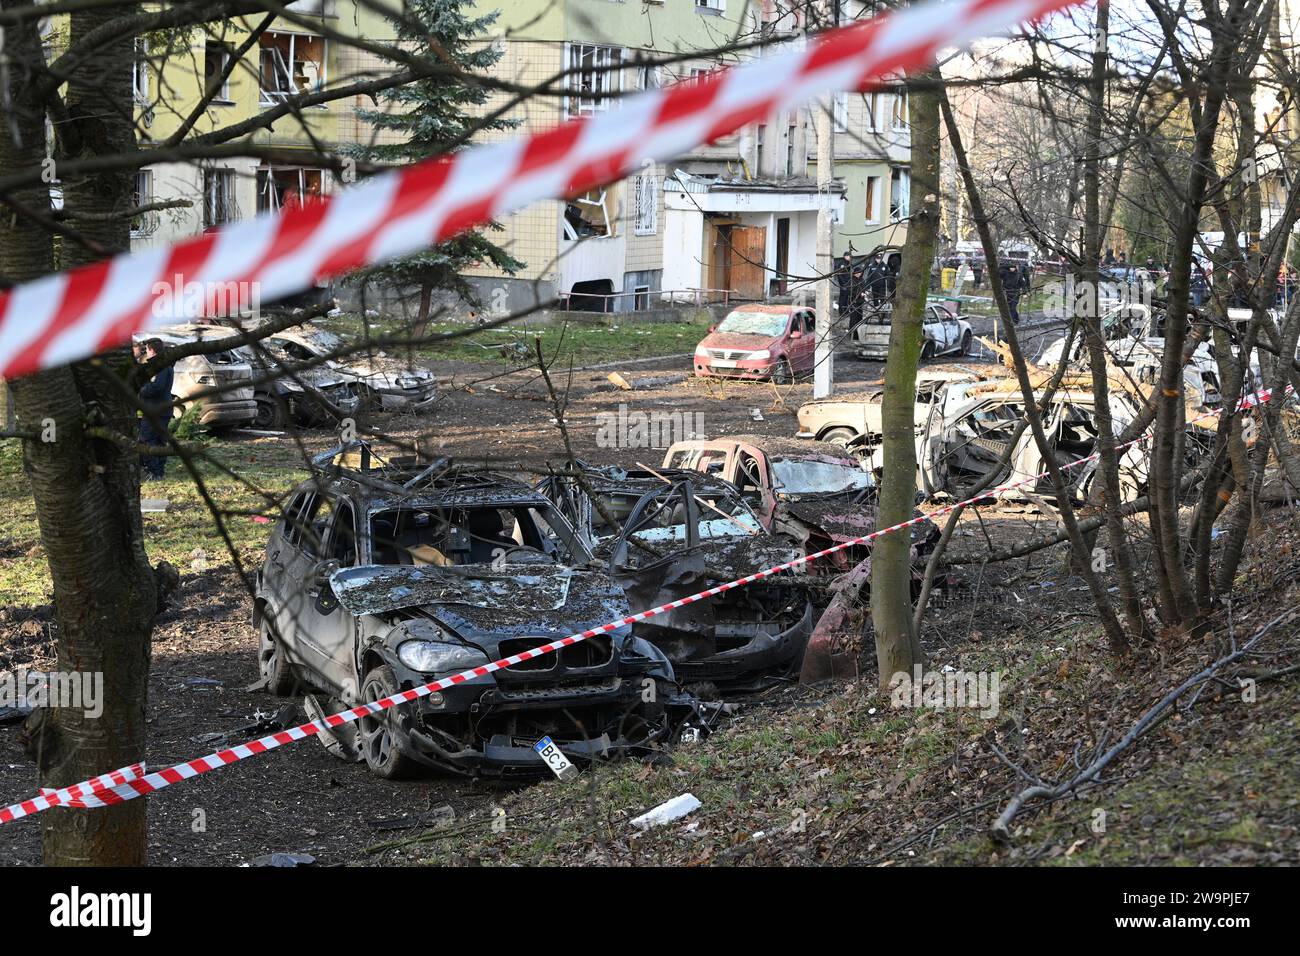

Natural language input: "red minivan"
[693,304,817,383]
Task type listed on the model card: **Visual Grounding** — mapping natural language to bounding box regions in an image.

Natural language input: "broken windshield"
[770,457,874,497]
[368,504,587,567]
[715,311,788,337]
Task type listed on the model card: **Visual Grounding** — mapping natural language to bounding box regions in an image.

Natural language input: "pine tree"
[351,0,522,329]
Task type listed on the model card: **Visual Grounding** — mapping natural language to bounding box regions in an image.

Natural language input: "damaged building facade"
[462,0,907,312]
[125,1,401,253]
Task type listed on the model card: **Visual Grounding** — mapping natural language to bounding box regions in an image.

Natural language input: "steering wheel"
[493,544,550,565]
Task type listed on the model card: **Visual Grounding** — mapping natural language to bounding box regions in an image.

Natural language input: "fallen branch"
[989,606,1299,843]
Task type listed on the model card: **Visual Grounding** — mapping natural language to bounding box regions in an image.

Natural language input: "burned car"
[253,446,675,778]
[909,368,1216,508]
[255,324,437,413]
[538,466,815,693]
[662,435,936,573]
[133,324,258,429]
[173,323,360,429]
[853,301,973,361]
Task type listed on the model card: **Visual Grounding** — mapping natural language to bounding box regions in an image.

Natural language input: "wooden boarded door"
[731,225,767,300]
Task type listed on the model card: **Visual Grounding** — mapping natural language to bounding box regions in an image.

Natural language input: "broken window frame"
[565,43,623,118]
[204,40,235,103]
[259,31,328,107]
[131,169,156,238]
[891,89,909,131]
[132,36,150,104]
[633,167,657,236]
[889,166,910,222]
[562,188,616,241]
[256,165,326,214]
[203,167,239,229]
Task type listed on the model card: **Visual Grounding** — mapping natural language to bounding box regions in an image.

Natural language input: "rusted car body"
[253,446,675,778]
[660,435,930,573]
[538,467,815,693]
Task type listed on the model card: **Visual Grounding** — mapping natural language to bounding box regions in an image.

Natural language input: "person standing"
[836,251,854,317]
[137,339,174,482]
[1001,262,1026,324]
[1190,260,1207,308]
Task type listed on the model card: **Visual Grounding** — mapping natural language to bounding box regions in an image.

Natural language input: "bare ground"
[12,319,1287,867]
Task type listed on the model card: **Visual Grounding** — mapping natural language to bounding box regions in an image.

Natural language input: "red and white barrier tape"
[0,0,1078,379]
[2,382,1283,825]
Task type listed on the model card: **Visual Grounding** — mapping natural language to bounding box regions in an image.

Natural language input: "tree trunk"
[869,72,938,690]
[1,1,155,865]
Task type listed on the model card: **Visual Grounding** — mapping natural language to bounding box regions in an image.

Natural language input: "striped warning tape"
[0,0,1077,379]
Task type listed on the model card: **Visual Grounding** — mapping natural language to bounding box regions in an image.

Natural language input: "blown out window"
[259,32,326,105]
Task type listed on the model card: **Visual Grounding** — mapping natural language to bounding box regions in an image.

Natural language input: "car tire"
[921,340,936,361]
[254,393,287,430]
[820,427,858,448]
[772,359,793,385]
[358,664,420,780]
[259,618,296,697]
[960,330,973,355]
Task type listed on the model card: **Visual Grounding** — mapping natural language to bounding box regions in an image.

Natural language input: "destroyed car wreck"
[538,466,815,694]
[253,445,678,778]
[662,435,938,574]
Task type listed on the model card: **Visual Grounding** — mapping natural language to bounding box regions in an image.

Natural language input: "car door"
[793,310,817,372]
[307,498,362,693]
[286,493,349,691]
[268,492,321,671]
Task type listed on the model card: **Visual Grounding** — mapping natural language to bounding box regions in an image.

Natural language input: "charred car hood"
[330,563,629,637]
[776,496,878,542]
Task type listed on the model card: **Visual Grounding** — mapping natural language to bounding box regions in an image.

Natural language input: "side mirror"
[708,325,718,333]
[309,560,340,614]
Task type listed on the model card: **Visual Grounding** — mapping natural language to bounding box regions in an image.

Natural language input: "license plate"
[534,736,578,781]
[711,359,738,368]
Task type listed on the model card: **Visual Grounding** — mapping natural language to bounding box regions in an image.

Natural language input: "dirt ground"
[0,316,1089,866]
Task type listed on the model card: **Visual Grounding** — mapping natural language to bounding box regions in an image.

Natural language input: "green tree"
[352,0,522,330]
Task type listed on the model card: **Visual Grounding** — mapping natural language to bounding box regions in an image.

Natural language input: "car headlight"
[397,639,487,673]
[745,349,771,360]
[695,345,709,357]
[195,374,217,386]
[396,375,426,389]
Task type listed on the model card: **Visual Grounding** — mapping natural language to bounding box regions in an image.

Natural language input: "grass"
[0,433,313,608]
[318,311,710,366]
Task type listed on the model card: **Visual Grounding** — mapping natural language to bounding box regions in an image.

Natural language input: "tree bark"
[869,71,938,690]
[2,1,155,865]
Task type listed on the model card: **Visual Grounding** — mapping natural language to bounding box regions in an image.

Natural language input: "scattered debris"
[0,704,33,726]
[248,851,316,867]
[366,805,456,832]
[181,677,224,690]
[632,793,702,830]
[140,499,169,513]
[191,704,298,749]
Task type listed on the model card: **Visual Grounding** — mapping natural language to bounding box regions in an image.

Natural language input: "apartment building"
[465,0,878,311]
[130,1,399,252]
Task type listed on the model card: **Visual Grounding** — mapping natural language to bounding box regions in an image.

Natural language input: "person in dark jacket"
[1000,262,1028,324]
[138,338,174,481]
[1190,259,1207,308]
[865,253,887,309]
[836,252,854,316]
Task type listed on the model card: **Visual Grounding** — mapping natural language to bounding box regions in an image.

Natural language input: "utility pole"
[813,2,837,398]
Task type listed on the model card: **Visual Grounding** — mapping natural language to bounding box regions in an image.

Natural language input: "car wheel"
[960,330,973,355]
[259,618,295,697]
[253,394,287,430]
[921,340,936,361]
[358,664,420,779]
[772,359,793,384]
[820,427,858,448]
